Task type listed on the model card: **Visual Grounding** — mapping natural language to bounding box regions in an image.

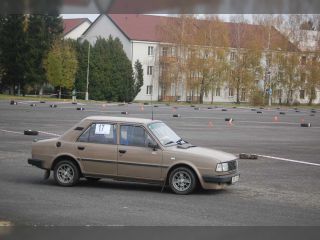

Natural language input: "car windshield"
[148,122,181,146]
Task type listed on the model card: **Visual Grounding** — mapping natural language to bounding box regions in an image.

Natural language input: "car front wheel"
[169,167,197,195]
[54,160,79,186]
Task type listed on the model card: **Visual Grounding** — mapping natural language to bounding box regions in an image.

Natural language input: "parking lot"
[0,99,319,226]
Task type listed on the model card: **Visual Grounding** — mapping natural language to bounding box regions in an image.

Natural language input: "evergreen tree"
[0,15,28,95]
[133,60,144,98]
[88,36,135,102]
[74,40,90,99]
[26,15,63,92]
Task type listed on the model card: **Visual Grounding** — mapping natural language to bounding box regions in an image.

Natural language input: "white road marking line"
[258,154,320,167]
[0,129,24,135]
[37,131,61,137]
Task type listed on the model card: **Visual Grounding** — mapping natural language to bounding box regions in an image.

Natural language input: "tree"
[157,15,230,103]
[133,60,144,98]
[25,15,63,93]
[0,15,28,95]
[229,15,263,103]
[195,15,230,104]
[304,53,320,104]
[88,36,135,102]
[74,40,90,99]
[44,39,78,98]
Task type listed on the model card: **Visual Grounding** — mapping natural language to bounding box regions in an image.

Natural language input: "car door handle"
[119,149,126,154]
[78,146,85,150]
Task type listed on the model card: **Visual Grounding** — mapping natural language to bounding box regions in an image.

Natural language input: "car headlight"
[216,162,229,172]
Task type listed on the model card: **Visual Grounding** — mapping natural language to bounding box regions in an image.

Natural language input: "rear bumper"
[28,158,46,169]
[202,173,239,184]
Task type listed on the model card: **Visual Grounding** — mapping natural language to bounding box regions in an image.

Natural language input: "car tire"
[169,167,197,195]
[53,160,79,187]
[85,177,101,182]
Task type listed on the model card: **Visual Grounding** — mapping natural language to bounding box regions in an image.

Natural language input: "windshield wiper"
[164,141,175,145]
[176,138,188,145]
[176,138,183,145]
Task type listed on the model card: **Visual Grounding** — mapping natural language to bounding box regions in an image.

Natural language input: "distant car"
[28,116,239,194]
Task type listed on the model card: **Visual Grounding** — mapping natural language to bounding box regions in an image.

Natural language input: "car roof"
[83,116,160,125]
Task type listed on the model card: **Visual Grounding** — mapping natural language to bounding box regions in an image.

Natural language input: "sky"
[60,14,245,22]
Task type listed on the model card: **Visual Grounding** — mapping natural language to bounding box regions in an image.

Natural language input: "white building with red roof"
[63,18,92,40]
[80,14,316,103]
[81,14,163,101]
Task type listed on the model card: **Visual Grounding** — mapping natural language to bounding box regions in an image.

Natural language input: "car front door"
[117,124,163,181]
[77,122,118,176]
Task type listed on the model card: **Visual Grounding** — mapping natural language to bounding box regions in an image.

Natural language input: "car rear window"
[78,123,117,145]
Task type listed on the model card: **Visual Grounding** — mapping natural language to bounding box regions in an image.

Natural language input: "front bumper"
[28,158,46,169]
[202,172,240,184]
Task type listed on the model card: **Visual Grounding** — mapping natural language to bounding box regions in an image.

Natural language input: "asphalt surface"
[0,100,319,226]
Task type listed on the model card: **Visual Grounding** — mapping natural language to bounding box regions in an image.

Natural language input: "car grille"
[228,160,237,171]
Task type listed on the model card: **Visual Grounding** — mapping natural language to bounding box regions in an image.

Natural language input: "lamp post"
[79,35,98,101]
[267,71,272,107]
[85,42,90,101]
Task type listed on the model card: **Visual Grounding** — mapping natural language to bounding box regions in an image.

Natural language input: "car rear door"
[76,122,118,176]
[117,124,163,181]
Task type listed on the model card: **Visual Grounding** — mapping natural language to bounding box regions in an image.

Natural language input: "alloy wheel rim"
[172,171,192,192]
[57,164,74,184]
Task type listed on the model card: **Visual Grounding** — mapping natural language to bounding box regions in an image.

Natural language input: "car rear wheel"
[54,160,79,186]
[169,167,197,195]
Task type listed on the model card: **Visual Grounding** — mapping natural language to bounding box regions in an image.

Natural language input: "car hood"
[167,145,237,162]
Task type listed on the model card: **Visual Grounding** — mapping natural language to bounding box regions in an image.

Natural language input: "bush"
[250,90,265,106]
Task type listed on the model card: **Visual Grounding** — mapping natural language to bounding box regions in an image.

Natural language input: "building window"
[147,66,153,75]
[170,83,175,96]
[162,47,168,56]
[301,56,307,65]
[216,88,221,97]
[171,47,176,56]
[241,88,246,101]
[300,90,305,99]
[266,55,272,67]
[229,88,234,97]
[301,72,306,83]
[289,90,293,99]
[230,52,236,61]
[148,46,154,56]
[146,85,153,95]
[312,56,317,65]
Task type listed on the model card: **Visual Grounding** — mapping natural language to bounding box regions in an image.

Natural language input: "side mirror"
[148,142,158,151]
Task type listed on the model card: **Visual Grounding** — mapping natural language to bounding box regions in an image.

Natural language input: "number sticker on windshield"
[95,124,111,135]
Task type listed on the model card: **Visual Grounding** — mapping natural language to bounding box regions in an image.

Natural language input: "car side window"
[78,123,117,145]
[120,125,155,148]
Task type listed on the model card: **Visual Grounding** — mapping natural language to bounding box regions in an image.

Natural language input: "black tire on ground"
[24,130,39,136]
[169,167,197,195]
[85,177,101,182]
[53,160,80,187]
